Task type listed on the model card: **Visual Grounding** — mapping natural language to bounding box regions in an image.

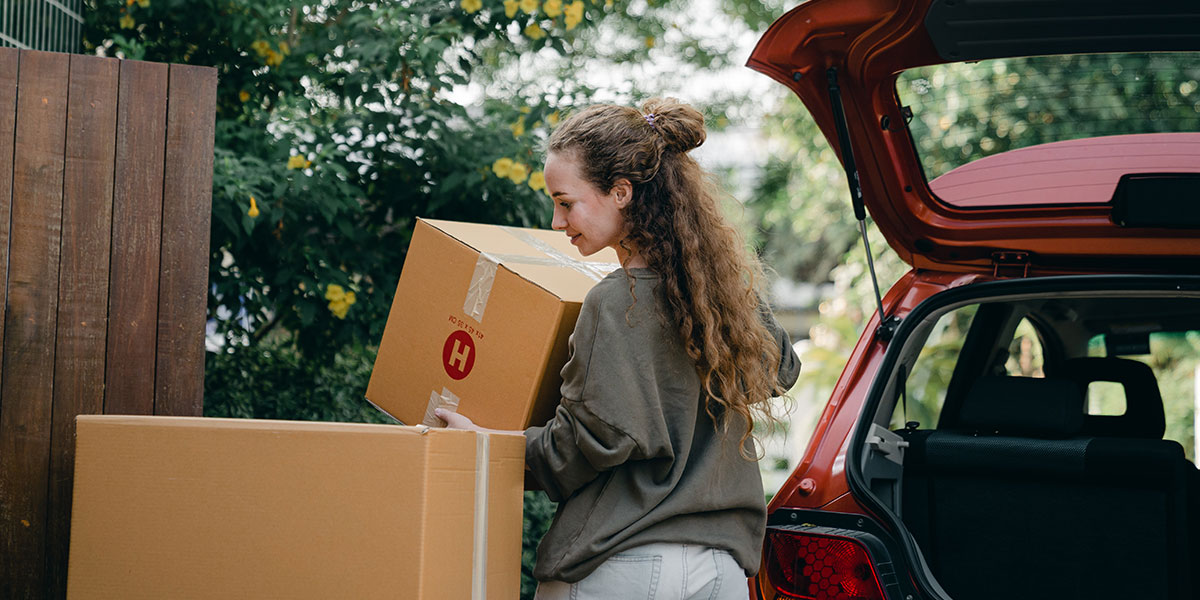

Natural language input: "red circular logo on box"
[442,330,476,380]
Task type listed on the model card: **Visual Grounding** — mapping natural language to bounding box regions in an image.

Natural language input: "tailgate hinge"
[992,251,1031,278]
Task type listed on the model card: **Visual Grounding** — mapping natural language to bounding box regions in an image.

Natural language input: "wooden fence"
[0,48,216,598]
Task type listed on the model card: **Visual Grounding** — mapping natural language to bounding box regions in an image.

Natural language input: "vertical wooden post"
[45,53,119,599]
[103,59,168,417]
[156,63,216,418]
[0,49,69,598]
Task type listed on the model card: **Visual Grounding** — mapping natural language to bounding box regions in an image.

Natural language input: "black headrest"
[1059,357,1165,439]
[958,376,1085,438]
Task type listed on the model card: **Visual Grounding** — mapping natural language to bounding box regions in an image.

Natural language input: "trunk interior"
[858,277,1200,600]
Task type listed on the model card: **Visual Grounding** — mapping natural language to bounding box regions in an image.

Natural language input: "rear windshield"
[897,52,1200,208]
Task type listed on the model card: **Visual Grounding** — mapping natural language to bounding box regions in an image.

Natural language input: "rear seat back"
[900,375,1194,600]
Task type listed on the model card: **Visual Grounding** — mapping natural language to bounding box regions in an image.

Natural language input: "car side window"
[1004,318,1045,378]
[890,305,978,429]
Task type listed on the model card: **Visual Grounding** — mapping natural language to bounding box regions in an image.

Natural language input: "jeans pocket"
[571,554,662,600]
[706,549,748,600]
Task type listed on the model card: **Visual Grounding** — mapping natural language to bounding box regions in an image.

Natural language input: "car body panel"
[767,270,984,512]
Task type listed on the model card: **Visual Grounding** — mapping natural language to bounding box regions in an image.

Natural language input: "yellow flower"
[251,40,269,56]
[329,301,349,319]
[519,0,538,13]
[508,162,529,184]
[528,170,546,192]
[278,41,290,56]
[238,90,250,103]
[510,117,526,137]
[564,1,584,29]
[325,285,356,319]
[644,36,655,48]
[492,157,514,178]
[519,105,531,114]
[523,23,546,39]
[136,0,149,7]
[547,111,560,126]
[287,154,308,170]
[265,50,283,67]
[605,0,612,7]
[126,0,134,5]
[247,195,260,218]
[543,0,563,17]
[504,0,519,17]
[119,13,135,29]
[460,0,482,13]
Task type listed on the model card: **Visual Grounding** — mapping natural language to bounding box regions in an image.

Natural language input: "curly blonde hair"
[548,97,787,455]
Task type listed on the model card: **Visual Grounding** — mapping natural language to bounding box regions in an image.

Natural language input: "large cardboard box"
[67,415,525,600]
[367,218,619,430]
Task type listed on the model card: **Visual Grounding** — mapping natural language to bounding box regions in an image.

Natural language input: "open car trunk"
[852,275,1200,600]
[748,1,1200,597]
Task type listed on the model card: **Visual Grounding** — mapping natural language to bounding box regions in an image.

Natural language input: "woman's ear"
[610,178,633,209]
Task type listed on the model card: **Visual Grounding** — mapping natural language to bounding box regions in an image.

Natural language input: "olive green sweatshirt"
[524,267,801,583]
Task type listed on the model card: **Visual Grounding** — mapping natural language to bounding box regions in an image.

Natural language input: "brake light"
[764,529,885,600]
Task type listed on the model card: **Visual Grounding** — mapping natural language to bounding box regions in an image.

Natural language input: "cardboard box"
[67,415,525,600]
[367,218,619,430]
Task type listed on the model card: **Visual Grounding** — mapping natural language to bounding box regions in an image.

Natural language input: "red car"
[748,1,1200,599]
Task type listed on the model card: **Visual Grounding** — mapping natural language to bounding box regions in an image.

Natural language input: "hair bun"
[641,97,705,153]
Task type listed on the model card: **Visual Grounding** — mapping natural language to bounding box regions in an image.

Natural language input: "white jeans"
[533,543,750,600]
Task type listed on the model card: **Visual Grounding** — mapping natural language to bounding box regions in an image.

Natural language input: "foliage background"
[84,0,1200,597]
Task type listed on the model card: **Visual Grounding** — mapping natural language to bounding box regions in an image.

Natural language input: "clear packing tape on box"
[462,226,620,323]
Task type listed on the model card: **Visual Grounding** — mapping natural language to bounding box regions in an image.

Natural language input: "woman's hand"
[433,409,525,437]
[434,408,480,431]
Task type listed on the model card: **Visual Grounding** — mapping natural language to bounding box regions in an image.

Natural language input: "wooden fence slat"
[155,64,216,417]
[45,54,119,600]
[0,48,17,399]
[0,49,69,598]
[104,59,168,416]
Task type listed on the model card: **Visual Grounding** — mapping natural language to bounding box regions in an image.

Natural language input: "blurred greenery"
[898,53,1200,182]
[521,492,557,598]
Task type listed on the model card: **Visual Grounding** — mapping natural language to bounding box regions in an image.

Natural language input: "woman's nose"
[551,207,566,231]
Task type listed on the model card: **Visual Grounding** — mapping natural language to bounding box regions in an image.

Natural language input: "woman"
[437,97,800,600]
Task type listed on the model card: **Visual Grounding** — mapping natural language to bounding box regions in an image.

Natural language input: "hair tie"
[644,113,657,129]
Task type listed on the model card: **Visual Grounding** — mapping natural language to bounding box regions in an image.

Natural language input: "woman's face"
[544,150,633,260]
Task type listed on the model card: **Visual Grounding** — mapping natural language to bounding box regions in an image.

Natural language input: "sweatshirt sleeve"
[762,304,802,391]
[524,284,662,502]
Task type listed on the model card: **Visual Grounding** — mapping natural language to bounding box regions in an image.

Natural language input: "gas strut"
[826,66,901,341]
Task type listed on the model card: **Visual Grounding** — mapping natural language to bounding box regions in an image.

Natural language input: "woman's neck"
[615,242,647,269]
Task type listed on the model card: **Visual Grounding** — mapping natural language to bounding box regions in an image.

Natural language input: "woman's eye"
[558,201,570,208]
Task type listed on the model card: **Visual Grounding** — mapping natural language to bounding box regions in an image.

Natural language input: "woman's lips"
[569,234,581,245]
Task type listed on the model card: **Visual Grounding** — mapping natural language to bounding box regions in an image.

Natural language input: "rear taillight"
[764,528,885,600]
